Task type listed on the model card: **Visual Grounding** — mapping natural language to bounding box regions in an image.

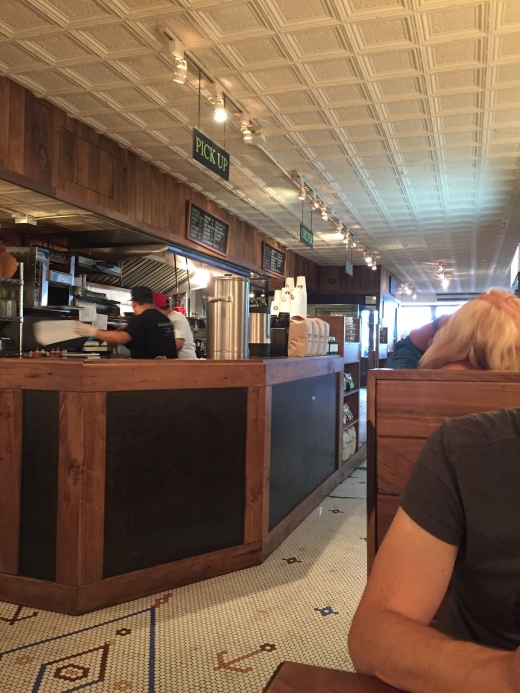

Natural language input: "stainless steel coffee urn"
[249,304,270,357]
[207,275,249,359]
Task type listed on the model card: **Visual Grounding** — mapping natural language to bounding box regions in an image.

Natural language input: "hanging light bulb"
[241,125,252,142]
[311,198,320,211]
[214,96,227,122]
[321,206,329,220]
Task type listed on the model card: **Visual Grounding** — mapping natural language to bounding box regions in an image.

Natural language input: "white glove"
[74,322,98,338]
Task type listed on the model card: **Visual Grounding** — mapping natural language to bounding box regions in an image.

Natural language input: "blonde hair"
[419,289,520,371]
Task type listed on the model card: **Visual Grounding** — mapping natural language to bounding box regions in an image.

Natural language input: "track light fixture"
[352,239,357,248]
[442,277,450,290]
[342,234,350,244]
[311,198,321,211]
[412,292,417,300]
[241,124,253,142]
[172,56,187,84]
[364,253,372,264]
[321,206,329,221]
[371,263,377,271]
[298,180,308,201]
[335,220,343,232]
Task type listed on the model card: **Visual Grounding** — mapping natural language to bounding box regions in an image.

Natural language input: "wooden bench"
[263,662,403,692]
[367,369,520,569]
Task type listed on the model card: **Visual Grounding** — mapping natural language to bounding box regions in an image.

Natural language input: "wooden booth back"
[367,369,520,570]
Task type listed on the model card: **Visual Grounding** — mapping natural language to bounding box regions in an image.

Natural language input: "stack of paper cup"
[271,289,282,316]
[285,277,295,292]
[280,285,292,313]
[296,276,307,318]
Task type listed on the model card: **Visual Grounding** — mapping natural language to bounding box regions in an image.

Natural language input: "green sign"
[192,128,230,181]
[299,223,313,249]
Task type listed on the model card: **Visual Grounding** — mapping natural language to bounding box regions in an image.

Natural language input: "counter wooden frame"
[0,356,362,614]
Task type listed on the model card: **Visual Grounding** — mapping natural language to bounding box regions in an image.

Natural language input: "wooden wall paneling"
[8,80,25,175]
[377,437,427,495]
[0,573,77,615]
[376,494,400,549]
[135,155,144,222]
[0,389,22,574]
[143,163,152,225]
[244,385,268,543]
[150,165,159,228]
[23,91,52,185]
[0,77,9,168]
[56,392,106,586]
[376,380,520,438]
[319,266,342,293]
[158,167,167,232]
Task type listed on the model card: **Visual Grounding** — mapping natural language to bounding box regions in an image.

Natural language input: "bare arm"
[92,329,131,346]
[175,338,184,352]
[409,316,450,352]
[348,509,518,693]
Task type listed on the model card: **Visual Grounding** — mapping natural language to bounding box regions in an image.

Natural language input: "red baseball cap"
[153,293,168,309]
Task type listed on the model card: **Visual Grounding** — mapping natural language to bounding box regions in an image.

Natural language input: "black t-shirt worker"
[74,286,177,359]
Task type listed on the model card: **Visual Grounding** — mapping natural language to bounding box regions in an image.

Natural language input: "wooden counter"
[0,356,359,614]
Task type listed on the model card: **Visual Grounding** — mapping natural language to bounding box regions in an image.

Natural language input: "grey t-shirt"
[400,408,520,651]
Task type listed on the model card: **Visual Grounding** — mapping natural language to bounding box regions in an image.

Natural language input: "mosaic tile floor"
[0,466,367,693]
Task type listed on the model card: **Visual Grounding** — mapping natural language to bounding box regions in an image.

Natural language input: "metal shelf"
[0,276,23,285]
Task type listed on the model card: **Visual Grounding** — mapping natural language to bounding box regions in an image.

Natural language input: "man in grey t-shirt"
[349,408,520,693]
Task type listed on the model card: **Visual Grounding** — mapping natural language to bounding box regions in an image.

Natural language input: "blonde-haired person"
[419,289,520,371]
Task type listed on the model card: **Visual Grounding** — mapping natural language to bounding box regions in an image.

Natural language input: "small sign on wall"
[192,128,230,181]
[345,259,353,276]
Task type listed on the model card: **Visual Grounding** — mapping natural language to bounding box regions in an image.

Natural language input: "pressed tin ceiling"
[2,1,520,292]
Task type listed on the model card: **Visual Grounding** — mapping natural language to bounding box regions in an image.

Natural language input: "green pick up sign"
[300,223,313,249]
[192,128,230,181]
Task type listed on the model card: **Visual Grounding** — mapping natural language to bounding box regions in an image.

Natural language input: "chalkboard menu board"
[262,242,286,276]
[188,204,229,255]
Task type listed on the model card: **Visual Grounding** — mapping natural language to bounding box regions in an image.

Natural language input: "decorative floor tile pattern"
[0,469,367,693]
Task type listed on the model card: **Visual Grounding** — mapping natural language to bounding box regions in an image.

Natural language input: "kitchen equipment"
[5,247,75,308]
[249,304,270,357]
[206,275,249,360]
[270,311,290,356]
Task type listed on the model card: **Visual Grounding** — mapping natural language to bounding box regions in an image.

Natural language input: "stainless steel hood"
[85,251,192,296]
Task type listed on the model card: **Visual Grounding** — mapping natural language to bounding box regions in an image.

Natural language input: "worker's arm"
[75,323,131,346]
[348,508,519,693]
[175,338,184,352]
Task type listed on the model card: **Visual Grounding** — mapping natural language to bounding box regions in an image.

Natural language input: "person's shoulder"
[441,408,520,449]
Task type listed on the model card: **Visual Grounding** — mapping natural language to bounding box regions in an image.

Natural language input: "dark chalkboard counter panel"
[0,355,356,615]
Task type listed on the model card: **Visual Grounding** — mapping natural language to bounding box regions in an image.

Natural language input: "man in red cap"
[153,293,197,359]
